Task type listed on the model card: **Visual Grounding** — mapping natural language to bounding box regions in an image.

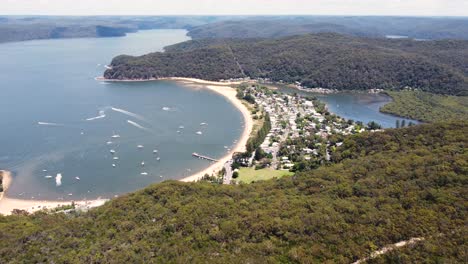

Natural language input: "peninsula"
[103,33,468,96]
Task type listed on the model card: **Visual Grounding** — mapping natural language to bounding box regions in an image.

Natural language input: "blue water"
[0,30,243,200]
[315,92,420,128]
[278,88,419,128]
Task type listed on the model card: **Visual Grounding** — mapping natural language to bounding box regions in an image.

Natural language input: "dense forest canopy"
[381,91,468,122]
[0,16,223,43]
[187,16,468,40]
[3,16,468,43]
[0,121,466,263]
[105,34,468,95]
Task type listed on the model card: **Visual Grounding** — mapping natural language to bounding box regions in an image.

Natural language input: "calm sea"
[0,30,243,200]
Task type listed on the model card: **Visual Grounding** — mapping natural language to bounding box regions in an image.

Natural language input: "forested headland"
[381,90,468,122]
[0,121,466,263]
[0,16,217,43]
[104,34,468,95]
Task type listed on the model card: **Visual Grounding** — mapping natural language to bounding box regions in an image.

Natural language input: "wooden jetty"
[192,152,218,162]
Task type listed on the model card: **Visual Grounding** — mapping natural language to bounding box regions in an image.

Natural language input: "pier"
[192,152,218,162]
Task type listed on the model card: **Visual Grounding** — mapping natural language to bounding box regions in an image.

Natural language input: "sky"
[2,0,468,16]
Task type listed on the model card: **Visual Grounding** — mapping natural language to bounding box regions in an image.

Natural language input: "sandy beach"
[0,197,108,215]
[0,77,253,215]
[0,170,108,215]
[96,76,253,182]
[175,79,253,182]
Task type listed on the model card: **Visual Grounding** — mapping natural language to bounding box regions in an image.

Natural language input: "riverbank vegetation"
[0,121,466,263]
[381,90,468,122]
[105,34,468,95]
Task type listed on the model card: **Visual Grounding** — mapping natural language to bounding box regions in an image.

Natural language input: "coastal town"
[219,83,381,184]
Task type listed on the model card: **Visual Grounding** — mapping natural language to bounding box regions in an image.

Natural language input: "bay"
[0,30,243,200]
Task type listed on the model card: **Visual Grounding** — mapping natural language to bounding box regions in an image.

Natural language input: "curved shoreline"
[0,170,108,215]
[0,78,252,215]
[176,80,252,182]
[97,76,253,181]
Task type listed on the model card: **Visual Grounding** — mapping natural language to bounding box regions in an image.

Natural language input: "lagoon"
[277,87,420,128]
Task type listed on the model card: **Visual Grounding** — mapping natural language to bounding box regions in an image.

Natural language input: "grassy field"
[380,91,468,123]
[236,167,294,183]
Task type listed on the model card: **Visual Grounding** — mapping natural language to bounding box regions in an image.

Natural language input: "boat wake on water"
[127,120,151,132]
[111,107,147,122]
[37,122,63,126]
[86,110,106,121]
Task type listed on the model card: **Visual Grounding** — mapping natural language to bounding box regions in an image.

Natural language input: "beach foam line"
[127,120,151,132]
[111,107,147,122]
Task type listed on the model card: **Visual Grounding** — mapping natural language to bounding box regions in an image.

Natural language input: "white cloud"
[1,0,467,16]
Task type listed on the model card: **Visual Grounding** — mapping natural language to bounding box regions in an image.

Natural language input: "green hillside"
[0,121,466,263]
[381,90,468,122]
[105,34,468,95]
[187,17,468,40]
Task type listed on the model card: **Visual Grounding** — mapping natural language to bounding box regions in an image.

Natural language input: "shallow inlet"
[277,87,420,128]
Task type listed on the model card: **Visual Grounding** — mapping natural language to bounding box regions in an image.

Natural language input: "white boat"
[153,149,158,154]
[42,169,47,172]
[68,193,73,196]
[156,157,161,161]
[141,172,148,176]
[113,157,119,160]
[111,134,121,138]
[179,126,185,129]
[141,161,145,166]
[200,122,207,126]
[45,175,53,179]
[75,177,80,180]
[137,145,144,149]
[196,131,203,135]
[177,130,181,133]
[55,173,62,187]
[110,149,116,154]
[106,141,113,145]
[159,175,163,178]
[112,164,116,168]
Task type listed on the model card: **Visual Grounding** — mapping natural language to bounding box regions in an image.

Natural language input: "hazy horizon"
[2,0,468,17]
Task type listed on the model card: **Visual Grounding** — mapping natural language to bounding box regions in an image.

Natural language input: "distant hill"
[105,34,468,95]
[0,121,466,263]
[187,16,468,40]
[0,16,225,43]
[0,24,137,43]
[3,16,468,44]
